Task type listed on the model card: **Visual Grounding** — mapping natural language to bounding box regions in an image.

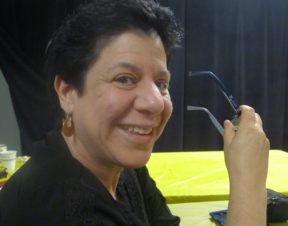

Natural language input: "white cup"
[0,144,7,152]
[0,150,17,172]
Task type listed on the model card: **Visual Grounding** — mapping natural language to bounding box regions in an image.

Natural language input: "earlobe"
[54,75,76,113]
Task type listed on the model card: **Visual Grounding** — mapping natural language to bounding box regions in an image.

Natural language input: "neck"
[63,133,122,200]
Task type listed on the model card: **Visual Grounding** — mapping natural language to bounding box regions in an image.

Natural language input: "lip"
[118,124,157,145]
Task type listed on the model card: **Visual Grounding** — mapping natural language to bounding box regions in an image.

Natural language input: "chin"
[116,150,152,168]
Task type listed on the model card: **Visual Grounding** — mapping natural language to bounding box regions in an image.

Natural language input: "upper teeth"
[128,126,152,135]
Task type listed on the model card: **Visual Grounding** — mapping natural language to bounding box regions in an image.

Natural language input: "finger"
[223,120,236,151]
[237,105,256,130]
[255,113,263,126]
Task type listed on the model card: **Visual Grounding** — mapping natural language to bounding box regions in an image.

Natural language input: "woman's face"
[67,31,172,168]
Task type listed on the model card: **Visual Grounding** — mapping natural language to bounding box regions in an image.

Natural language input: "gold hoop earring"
[62,114,74,137]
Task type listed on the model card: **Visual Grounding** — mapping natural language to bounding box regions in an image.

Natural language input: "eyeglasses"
[187,71,240,136]
[187,106,224,135]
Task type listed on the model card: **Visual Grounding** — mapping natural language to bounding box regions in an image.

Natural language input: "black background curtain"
[182,0,288,150]
[159,0,288,151]
[0,0,287,154]
[0,0,86,154]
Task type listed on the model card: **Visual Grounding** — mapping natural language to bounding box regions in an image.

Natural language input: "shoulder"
[1,130,82,194]
[0,131,132,226]
[0,131,82,225]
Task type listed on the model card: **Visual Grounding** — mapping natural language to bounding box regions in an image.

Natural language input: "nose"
[134,82,165,115]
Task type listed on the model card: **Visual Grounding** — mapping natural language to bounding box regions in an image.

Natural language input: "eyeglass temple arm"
[189,71,240,114]
[187,106,224,136]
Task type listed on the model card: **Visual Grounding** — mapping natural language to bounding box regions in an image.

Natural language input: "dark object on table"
[210,209,270,226]
[0,168,8,179]
[267,189,288,222]
[210,189,288,225]
[209,209,227,226]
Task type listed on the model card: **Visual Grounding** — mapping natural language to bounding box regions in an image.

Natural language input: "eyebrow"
[107,62,171,79]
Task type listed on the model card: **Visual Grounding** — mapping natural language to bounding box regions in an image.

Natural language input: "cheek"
[163,96,173,121]
[95,89,134,122]
[155,97,172,140]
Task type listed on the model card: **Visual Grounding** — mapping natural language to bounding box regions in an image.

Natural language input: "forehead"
[96,30,167,65]
[83,30,170,91]
[84,31,169,79]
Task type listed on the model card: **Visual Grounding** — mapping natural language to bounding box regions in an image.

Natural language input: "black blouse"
[0,131,180,226]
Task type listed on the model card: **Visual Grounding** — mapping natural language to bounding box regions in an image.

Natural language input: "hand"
[223,105,270,226]
[224,105,269,188]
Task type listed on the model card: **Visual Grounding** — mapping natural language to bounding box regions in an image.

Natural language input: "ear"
[54,75,78,114]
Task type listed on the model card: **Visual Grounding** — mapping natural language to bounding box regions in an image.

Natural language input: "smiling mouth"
[123,126,153,135]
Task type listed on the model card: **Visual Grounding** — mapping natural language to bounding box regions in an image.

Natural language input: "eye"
[155,79,169,93]
[113,74,137,88]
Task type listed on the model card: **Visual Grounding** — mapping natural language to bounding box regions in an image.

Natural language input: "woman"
[0,0,269,225]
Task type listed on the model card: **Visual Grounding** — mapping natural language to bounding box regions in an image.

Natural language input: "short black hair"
[45,0,182,121]
[46,0,182,90]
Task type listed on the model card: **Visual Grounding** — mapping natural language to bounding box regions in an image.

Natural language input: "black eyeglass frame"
[187,71,241,136]
[188,71,240,114]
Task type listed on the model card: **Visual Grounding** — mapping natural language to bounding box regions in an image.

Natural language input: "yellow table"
[168,201,288,226]
[147,150,288,203]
